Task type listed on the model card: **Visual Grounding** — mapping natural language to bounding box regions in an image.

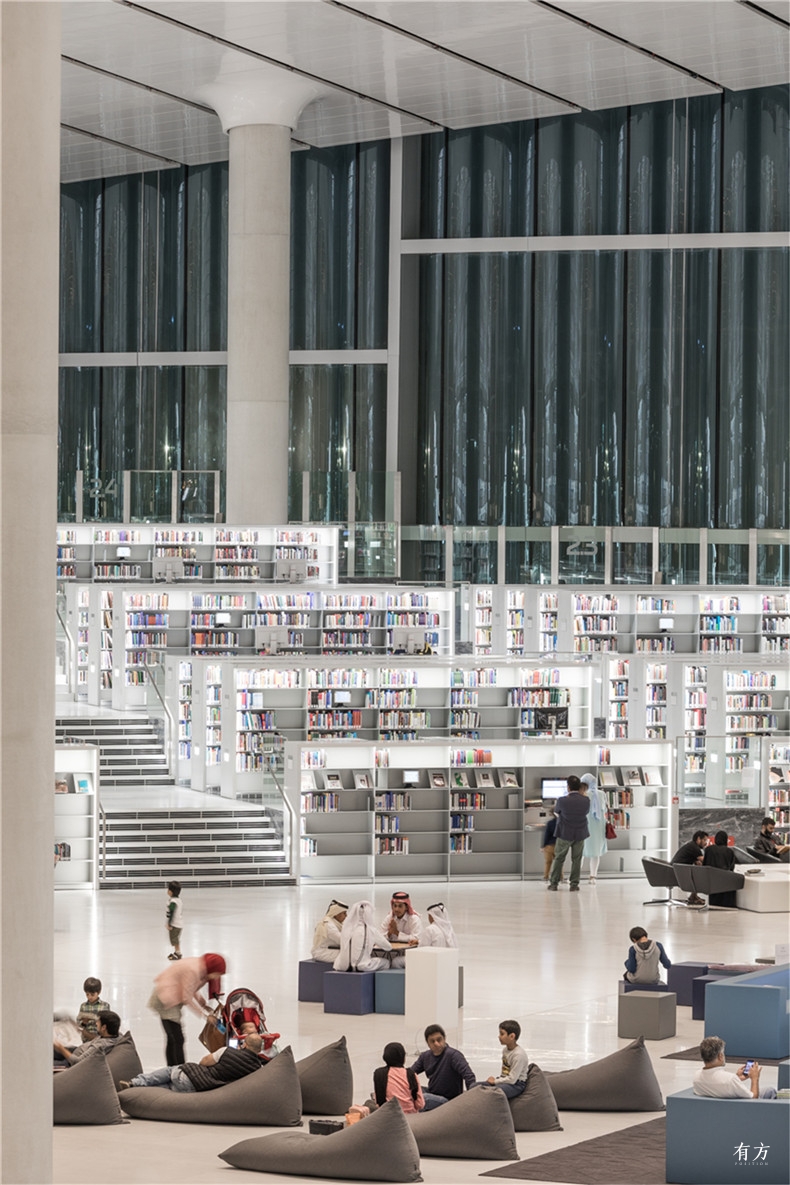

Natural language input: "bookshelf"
[54,744,100,890]
[644,661,668,740]
[635,595,677,653]
[191,591,253,655]
[539,592,559,652]
[768,740,790,842]
[761,594,790,653]
[473,588,494,654]
[573,594,620,653]
[92,527,148,581]
[321,591,385,655]
[308,666,375,740]
[507,588,526,656]
[299,743,375,880]
[154,528,213,581]
[385,590,453,655]
[608,658,629,739]
[699,595,743,653]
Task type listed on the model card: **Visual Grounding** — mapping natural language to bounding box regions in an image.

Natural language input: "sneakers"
[168,952,182,960]
[570,884,580,892]
[547,883,558,891]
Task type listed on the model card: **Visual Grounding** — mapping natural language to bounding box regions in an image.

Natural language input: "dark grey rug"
[479,1117,666,1183]
[662,1047,784,1065]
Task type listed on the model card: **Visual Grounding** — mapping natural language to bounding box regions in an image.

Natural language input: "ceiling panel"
[554,0,789,91]
[345,1,721,108]
[61,60,228,167]
[138,1,572,124]
[61,126,175,183]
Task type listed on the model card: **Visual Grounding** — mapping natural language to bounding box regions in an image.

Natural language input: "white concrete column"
[0,3,61,1182]
[201,67,321,523]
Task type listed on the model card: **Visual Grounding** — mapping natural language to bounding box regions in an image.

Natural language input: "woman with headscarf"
[148,952,226,1065]
[581,772,608,883]
[333,901,393,973]
[420,902,458,948]
[311,899,348,962]
[703,830,738,907]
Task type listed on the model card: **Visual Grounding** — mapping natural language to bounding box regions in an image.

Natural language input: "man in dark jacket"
[753,818,790,862]
[119,1033,263,1092]
[548,775,590,892]
[671,830,709,905]
[410,1024,475,1108]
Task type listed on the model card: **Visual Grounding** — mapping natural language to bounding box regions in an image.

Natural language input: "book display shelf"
[54,744,100,890]
[608,659,629,739]
[768,741,790,842]
[761,594,790,653]
[284,738,673,883]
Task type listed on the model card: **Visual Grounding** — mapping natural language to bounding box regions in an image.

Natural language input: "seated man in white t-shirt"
[692,1035,776,1099]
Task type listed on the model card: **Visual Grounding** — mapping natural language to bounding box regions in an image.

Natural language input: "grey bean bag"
[105,1032,143,1090]
[219,1097,422,1181]
[119,1045,302,1126]
[406,1084,518,1159]
[509,1064,563,1131]
[296,1036,354,1115]
[54,1051,123,1125]
[544,1036,664,1111]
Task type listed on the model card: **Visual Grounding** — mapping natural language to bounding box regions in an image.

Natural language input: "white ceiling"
[61,0,790,183]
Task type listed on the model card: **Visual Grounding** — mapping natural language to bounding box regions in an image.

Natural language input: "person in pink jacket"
[148,951,226,1065]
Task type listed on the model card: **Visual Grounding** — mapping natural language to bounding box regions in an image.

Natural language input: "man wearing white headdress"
[420,902,458,948]
[333,901,393,973]
[581,772,608,883]
[311,899,348,963]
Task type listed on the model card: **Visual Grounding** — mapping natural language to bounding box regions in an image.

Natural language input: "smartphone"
[743,1059,755,1072]
[228,1037,240,1049]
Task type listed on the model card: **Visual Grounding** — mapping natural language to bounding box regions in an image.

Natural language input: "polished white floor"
[53,878,780,1185]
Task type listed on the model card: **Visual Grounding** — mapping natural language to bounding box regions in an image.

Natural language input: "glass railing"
[676,732,790,812]
[60,470,222,523]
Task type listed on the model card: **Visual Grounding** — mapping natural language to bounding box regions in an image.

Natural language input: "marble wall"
[678,807,765,851]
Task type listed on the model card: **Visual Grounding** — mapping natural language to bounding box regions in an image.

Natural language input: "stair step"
[101,876,296,889]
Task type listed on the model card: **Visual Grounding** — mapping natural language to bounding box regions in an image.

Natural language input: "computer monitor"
[254,626,289,655]
[541,777,568,800]
[152,558,184,582]
[389,627,425,654]
[534,707,569,732]
[275,558,308,583]
[402,770,421,786]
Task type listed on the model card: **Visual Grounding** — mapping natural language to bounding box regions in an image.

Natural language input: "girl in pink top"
[372,1042,425,1114]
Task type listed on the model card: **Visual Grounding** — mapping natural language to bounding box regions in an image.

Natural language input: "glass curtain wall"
[408,86,789,533]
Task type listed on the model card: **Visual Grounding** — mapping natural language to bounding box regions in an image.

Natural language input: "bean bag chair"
[544,1036,664,1111]
[509,1064,563,1131]
[406,1084,518,1159]
[219,1097,422,1182]
[54,1051,123,1125]
[105,1032,143,1090]
[119,1045,302,1126]
[296,1036,354,1115]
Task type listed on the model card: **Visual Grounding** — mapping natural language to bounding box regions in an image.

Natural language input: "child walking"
[166,881,183,960]
[624,926,672,984]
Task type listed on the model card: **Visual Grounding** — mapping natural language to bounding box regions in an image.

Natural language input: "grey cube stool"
[323,970,375,1015]
[621,980,669,993]
[667,961,710,1007]
[618,989,676,1040]
[375,969,405,1014]
[298,959,333,1003]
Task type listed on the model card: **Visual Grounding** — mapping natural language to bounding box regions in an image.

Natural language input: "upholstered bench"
[375,969,405,1014]
[617,990,676,1040]
[323,970,375,1015]
[298,959,333,1003]
[666,1088,789,1184]
[704,963,790,1059]
[667,961,710,1007]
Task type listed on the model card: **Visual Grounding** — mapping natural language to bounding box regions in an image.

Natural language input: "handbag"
[199,1005,226,1053]
[605,817,617,841]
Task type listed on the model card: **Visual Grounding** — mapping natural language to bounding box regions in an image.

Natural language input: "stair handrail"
[266,736,296,878]
[56,607,75,695]
[142,657,175,778]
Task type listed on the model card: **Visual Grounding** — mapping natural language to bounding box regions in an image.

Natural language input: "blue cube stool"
[298,959,333,1003]
[375,970,405,1014]
[779,1059,790,1090]
[692,973,728,1021]
[667,961,710,1007]
[323,971,375,1015]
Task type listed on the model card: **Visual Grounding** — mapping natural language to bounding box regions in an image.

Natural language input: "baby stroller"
[221,987,281,1062]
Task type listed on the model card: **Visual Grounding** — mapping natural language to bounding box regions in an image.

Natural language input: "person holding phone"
[693,1036,777,1098]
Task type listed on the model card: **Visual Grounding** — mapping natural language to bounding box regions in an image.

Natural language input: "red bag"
[605,819,617,841]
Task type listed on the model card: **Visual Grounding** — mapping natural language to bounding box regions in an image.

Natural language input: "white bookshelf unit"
[284,737,673,883]
[54,744,100,890]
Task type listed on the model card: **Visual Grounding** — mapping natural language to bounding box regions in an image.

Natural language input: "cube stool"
[622,980,670,993]
[667,961,710,1007]
[692,973,729,1021]
[323,971,375,1015]
[617,990,676,1040]
[375,970,405,1014]
[779,1060,790,1090]
[298,959,333,1003]
[666,1089,790,1185]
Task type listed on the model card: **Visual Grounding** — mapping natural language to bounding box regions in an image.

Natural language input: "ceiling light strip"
[62,55,217,115]
[324,0,581,113]
[115,0,447,132]
[532,0,724,92]
[61,123,184,167]
[735,0,790,29]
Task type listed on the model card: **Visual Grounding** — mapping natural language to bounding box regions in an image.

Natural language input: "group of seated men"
[311,892,457,969]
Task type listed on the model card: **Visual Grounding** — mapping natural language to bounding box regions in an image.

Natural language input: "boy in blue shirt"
[410,1024,475,1109]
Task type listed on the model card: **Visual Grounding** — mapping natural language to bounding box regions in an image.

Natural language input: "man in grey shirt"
[548,775,590,892]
